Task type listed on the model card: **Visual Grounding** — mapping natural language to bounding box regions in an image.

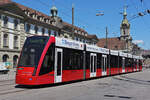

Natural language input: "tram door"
[90,53,97,77]
[55,48,63,83]
[122,57,125,73]
[133,59,136,71]
[137,59,139,71]
[102,55,107,76]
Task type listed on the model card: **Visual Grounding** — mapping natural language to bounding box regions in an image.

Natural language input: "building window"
[14,19,18,29]
[3,34,8,48]
[115,45,118,50]
[42,28,45,35]
[3,16,8,27]
[83,39,85,43]
[34,26,38,34]
[48,30,51,36]
[26,24,30,33]
[76,37,78,41]
[44,18,47,23]
[54,31,58,36]
[2,54,9,62]
[14,36,18,49]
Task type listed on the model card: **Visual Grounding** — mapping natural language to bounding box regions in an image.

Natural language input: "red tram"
[16,36,143,85]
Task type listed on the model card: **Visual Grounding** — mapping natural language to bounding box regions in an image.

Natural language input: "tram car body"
[16,36,143,85]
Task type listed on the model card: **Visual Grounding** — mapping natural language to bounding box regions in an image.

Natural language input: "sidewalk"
[0,68,16,81]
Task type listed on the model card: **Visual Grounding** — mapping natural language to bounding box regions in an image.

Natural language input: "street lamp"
[147,9,150,14]
[96,11,104,16]
[96,13,104,16]
[138,12,144,16]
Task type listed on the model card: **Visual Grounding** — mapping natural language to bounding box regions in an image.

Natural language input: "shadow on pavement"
[15,79,86,89]
[113,76,150,86]
[104,94,132,99]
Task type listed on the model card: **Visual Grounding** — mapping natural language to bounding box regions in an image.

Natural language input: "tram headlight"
[29,78,32,81]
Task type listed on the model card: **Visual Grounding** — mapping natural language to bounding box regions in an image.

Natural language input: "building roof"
[0,0,12,5]
[141,50,150,56]
[97,37,126,50]
[63,22,87,33]
[0,0,92,35]
[87,34,98,40]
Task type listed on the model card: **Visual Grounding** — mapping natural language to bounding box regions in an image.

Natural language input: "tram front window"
[18,36,49,68]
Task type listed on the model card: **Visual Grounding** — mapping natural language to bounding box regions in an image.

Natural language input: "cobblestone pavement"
[0,68,150,100]
[0,69,16,81]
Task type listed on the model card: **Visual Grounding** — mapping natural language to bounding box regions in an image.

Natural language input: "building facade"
[0,0,98,68]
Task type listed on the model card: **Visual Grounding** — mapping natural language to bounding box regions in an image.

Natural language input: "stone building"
[0,0,98,68]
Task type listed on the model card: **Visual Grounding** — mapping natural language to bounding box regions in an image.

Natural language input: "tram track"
[0,84,30,96]
[0,80,33,96]
[0,79,14,83]
[0,89,29,96]
[0,79,21,95]
[0,83,14,87]
[0,79,15,86]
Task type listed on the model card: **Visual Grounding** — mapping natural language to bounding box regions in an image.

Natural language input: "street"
[0,68,150,100]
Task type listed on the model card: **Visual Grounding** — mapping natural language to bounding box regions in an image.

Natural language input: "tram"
[16,36,143,85]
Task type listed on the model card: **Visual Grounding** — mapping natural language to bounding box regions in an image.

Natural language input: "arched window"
[14,19,18,29]
[3,16,8,27]
[3,34,8,48]
[13,55,18,68]
[14,36,18,49]
[2,54,9,62]
[48,30,51,36]
[54,31,58,36]
[34,26,38,34]
[42,28,45,35]
[26,24,30,33]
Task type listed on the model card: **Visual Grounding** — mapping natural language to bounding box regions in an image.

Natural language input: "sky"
[12,0,150,50]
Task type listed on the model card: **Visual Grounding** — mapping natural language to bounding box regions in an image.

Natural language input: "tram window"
[94,56,96,72]
[129,58,133,67]
[57,52,61,76]
[139,60,142,66]
[90,56,93,72]
[135,59,137,68]
[63,48,83,70]
[39,43,55,75]
[107,55,110,68]
[133,59,135,68]
[119,57,122,68]
[125,58,128,67]
[110,55,118,68]
[128,59,131,67]
[97,54,102,68]
[86,52,90,69]
[110,55,114,68]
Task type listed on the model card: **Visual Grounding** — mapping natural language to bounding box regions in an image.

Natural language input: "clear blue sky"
[12,0,150,49]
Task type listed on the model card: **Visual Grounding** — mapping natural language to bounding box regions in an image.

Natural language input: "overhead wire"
[13,0,125,38]
[129,0,150,49]
[130,0,150,30]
